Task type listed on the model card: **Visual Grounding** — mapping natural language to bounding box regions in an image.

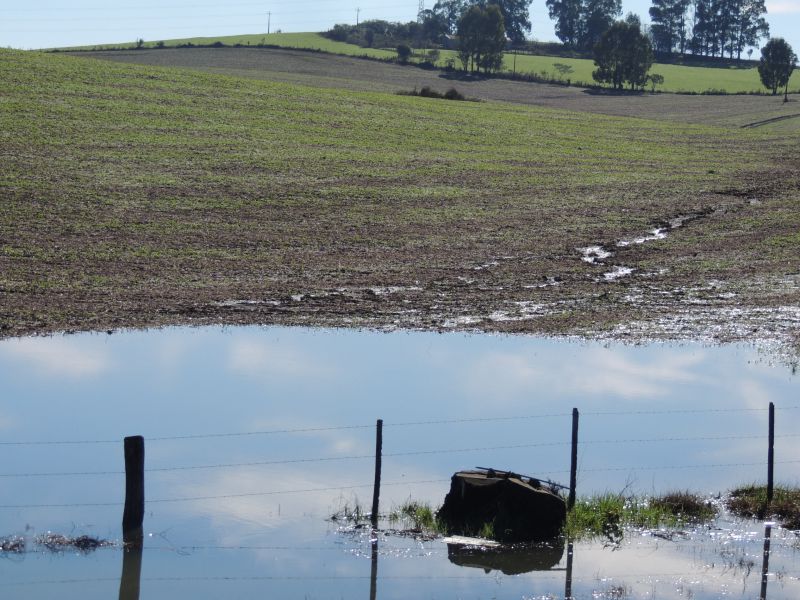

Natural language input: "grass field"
[1,49,798,347]
[60,31,800,94]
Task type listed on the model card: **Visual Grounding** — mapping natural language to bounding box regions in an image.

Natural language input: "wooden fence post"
[767,402,775,505]
[568,408,579,510]
[122,436,145,544]
[371,419,383,529]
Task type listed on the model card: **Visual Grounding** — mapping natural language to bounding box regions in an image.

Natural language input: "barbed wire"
[4,457,800,509]
[0,478,450,509]
[2,434,798,478]
[5,405,796,447]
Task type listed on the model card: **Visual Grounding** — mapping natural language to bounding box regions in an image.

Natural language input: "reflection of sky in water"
[0,326,798,599]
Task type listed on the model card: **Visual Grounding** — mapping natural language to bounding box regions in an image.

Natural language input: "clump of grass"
[566,491,717,541]
[650,490,717,521]
[389,500,443,533]
[329,497,370,524]
[727,485,800,529]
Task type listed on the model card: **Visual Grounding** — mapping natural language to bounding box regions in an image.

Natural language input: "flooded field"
[0,326,798,598]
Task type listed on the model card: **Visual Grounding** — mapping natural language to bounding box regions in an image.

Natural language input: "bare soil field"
[2,49,799,357]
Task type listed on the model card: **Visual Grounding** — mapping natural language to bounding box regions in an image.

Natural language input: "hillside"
[59,31,800,95]
[1,49,798,347]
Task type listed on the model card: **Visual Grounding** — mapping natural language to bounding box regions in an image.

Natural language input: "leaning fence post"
[568,408,579,510]
[122,436,145,544]
[767,402,775,506]
[371,419,383,529]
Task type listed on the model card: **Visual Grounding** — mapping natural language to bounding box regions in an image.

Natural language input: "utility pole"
[356,7,360,26]
[267,12,271,35]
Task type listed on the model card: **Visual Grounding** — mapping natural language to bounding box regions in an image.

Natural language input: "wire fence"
[1,404,797,510]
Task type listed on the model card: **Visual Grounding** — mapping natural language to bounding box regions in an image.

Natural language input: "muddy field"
[2,49,799,356]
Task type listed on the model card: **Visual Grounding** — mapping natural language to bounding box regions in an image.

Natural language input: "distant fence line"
[0,403,793,525]
[2,405,797,447]
[1,434,798,479]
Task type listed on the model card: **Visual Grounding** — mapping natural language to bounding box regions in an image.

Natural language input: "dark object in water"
[447,539,565,574]
[37,533,109,552]
[437,468,567,542]
[1,536,25,553]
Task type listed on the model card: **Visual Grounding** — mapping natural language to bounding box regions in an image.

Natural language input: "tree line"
[323,1,795,94]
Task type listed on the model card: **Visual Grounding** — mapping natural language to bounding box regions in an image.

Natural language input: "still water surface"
[0,326,797,598]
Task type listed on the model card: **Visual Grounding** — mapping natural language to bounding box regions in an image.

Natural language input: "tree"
[477,0,533,44]
[592,20,654,90]
[457,4,506,73]
[419,9,450,44]
[758,38,797,99]
[546,0,583,47]
[649,0,691,55]
[690,0,768,59]
[580,0,623,50]
[432,0,469,34]
[729,0,769,60]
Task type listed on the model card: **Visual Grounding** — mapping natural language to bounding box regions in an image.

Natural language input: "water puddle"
[0,326,797,598]
[578,213,705,282]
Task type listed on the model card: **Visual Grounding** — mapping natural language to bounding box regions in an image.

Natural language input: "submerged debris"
[1,536,25,553]
[36,533,112,553]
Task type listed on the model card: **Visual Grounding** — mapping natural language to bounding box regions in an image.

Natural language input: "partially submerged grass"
[389,500,442,533]
[727,485,800,529]
[565,491,717,541]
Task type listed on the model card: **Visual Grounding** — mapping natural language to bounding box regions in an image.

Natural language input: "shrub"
[396,44,412,64]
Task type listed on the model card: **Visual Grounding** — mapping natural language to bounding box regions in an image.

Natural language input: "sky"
[2,0,799,53]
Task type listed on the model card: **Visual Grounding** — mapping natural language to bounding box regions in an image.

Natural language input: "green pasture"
[59,31,800,94]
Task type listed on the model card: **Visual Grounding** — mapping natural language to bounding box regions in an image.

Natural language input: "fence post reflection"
[760,523,772,600]
[119,533,143,600]
[564,540,574,600]
[369,537,379,600]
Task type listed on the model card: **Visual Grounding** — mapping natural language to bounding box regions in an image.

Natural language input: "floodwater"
[0,326,798,599]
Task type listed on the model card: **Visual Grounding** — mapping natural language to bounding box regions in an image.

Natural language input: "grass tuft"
[727,485,800,529]
[566,491,717,541]
[389,500,443,533]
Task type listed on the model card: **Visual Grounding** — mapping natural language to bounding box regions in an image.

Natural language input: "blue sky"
[3,0,798,52]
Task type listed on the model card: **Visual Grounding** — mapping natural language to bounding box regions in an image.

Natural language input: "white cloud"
[0,337,109,377]
[463,347,705,403]
[227,339,334,379]
[767,1,800,14]
[571,348,704,399]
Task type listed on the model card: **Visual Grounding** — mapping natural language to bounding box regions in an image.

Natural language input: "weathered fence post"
[122,436,145,544]
[371,419,383,529]
[767,402,775,506]
[568,408,579,510]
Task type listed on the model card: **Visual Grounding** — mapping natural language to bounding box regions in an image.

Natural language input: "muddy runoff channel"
[579,213,704,281]
[1,327,799,599]
[205,203,800,363]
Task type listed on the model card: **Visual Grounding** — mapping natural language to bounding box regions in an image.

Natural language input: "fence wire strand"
[3,405,797,447]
